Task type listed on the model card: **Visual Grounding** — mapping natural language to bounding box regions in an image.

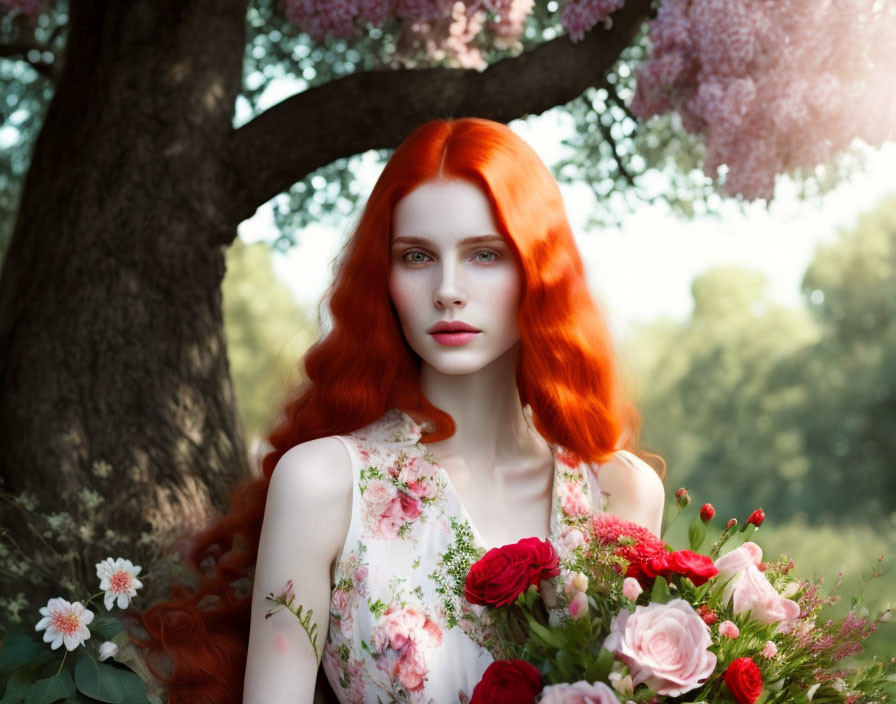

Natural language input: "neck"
[418,343,550,476]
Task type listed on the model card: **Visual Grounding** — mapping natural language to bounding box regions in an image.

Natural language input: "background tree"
[222,237,318,452]
[0,0,893,618]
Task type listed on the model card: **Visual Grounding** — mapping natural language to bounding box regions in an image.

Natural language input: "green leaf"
[108,670,149,704]
[688,518,706,552]
[650,575,672,603]
[526,618,565,650]
[0,635,45,675]
[23,670,75,704]
[1,666,33,704]
[583,647,615,682]
[88,615,123,643]
[73,659,124,704]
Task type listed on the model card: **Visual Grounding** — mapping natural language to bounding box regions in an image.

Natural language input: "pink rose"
[761,640,778,658]
[399,493,423,521]
[363,479,397,513]
[540,681,621,704]
[396,642,427,691]
[715,543,799,625]
[377,498,405,539]
[560,481,591,517]
[622,577,643,600]
[719,620,740,638]
[603,599,717,696]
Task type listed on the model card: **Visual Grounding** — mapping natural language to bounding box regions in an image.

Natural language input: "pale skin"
[243,178,665,703]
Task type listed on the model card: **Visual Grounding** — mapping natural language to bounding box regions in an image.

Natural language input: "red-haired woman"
[140,117,665,703]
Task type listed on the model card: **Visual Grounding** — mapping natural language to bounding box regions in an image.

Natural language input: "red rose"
[470,660,542,704]
[644,549,719,586]
[723,657,763,704]
[464,537,560,607]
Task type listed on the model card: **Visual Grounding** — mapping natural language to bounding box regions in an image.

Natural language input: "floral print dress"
[320,408,614,704]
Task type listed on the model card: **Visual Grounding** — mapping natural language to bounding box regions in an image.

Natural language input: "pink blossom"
[377,498,405,539]
[715,542,800,625]
[622,577,643,600]
[719,620,740,638]
[560,481,592,517]
[603,599,716,696]
[364,479,397,513]
[568,590,589,619]
[399,493,423,521]
[558,526,586,556]
[761,640,778,658]
[540,680,621,703]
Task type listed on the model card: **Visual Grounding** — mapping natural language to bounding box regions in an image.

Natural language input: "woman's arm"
[595,450,665,537]
[243,437,353,704]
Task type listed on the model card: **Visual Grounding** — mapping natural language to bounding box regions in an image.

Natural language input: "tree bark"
[0,0,250,607]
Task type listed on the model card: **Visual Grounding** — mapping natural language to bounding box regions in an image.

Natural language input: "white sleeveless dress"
[320,408,625,703]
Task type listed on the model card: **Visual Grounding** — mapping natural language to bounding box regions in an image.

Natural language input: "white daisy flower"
[95,557,143,610]
[35,598,94,651]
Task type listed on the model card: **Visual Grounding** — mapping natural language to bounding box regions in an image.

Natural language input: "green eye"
[474,251,498,262]
[406,251,428,263]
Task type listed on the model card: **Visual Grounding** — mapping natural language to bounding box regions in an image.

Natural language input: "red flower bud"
[675,488,691,507]
[696,604,718,625]
[747,508,765,527]
[699,503,715,523]
[726,518,738,530]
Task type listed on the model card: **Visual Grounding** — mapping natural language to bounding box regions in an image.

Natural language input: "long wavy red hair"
[139,117,661,702]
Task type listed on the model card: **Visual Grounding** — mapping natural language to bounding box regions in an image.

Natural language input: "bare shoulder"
[265,435,355,563]
[269,435,354,505]
[593,450,665,536]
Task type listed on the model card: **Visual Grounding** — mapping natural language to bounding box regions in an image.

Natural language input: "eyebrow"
[391,235,505,247]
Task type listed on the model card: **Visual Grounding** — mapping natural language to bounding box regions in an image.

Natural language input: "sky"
[237,102,896,343]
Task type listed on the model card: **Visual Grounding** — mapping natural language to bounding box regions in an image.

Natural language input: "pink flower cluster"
[281,0,538,69]
[370,605,443,692]
[561,0,626,42]
[558,478,592,517]
[362,454,440,539]
[631,0,896,199]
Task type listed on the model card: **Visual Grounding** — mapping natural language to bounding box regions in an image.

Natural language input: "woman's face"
[389,179,522,376]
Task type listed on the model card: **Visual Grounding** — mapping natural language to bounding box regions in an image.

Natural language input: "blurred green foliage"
[627,194,896,526]
[221,237,318,448]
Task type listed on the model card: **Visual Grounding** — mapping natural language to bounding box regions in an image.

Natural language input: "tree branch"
[228,0,651,223]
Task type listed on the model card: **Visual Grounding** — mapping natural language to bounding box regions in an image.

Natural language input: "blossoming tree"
[0,0,893,617]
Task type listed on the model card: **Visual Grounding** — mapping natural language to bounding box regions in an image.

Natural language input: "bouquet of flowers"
[463,492,895,704]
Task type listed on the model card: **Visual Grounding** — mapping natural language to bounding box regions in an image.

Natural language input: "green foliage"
[221,237,318,445]
[627,194,896,524]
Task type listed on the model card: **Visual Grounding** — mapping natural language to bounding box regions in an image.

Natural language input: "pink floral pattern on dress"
[359,448,443,541]
[370,605,443,697]
[320,408,608,703]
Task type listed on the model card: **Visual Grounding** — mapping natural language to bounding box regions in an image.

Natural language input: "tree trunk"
[0,0,250,610]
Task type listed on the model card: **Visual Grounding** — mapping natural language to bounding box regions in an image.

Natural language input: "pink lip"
[427,320,480,334]
[431,331,479,347]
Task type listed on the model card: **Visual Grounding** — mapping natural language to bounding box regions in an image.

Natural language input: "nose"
[433,260,467,309]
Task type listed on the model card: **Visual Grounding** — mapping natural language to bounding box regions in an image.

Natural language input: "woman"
[140,117,665,704]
